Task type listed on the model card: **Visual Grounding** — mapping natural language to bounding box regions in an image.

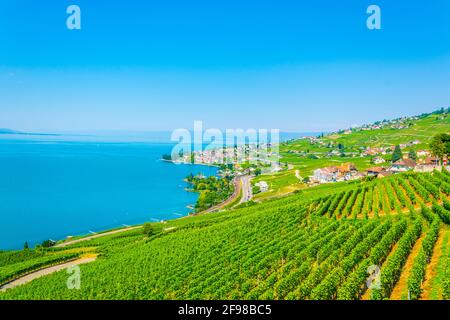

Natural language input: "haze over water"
[0,135,218,250]
[0,131,314,250]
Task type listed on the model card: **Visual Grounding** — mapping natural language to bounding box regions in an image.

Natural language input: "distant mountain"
[0,128,60,136]
[0,128,21,134]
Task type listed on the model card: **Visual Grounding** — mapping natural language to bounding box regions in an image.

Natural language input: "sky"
[0,0,449,132]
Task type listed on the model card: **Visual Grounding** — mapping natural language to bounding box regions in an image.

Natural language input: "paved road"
[238,175,253,204]
[54,226,141,248]
[193,176,243,215]
[0,256,97,292]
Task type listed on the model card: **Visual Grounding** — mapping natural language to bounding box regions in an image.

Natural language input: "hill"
[0,129,20,134]
[251,108,450,201]
[1,170,450,300]
[0,108,449,300]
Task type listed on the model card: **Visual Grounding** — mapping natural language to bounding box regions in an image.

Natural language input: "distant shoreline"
[161,158,221,168]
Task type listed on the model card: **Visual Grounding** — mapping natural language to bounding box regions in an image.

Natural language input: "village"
[310,150,448,185]
[172,143,283,175]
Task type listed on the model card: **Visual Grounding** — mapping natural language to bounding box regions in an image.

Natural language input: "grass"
[256,113,449,201]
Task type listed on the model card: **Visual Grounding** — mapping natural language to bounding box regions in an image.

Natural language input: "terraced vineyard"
[1,170,449,300]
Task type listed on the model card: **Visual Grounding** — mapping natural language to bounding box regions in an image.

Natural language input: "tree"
[41,239,55,248]
[162,154,172,161]
[23,242,29,250]
[143,223,154,237]
[252,185,261,194]
[408,149,417,161]
[430,133,450,164]
[392,145,402,163]
[254,168,262,176]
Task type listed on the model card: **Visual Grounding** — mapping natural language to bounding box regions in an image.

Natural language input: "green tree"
[254,168,262,176]
[143,223,154,237]
[430,133,450,164]
[408,149,417,161]
[392,145,402,163]
[252,185,261,194]
[23,242,29,250]
[41,240,54,248]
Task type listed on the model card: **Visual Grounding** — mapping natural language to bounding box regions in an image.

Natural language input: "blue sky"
[0,0,449,132]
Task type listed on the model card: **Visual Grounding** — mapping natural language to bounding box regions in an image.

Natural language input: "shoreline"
[161,158,222,168]
[2,159,222,251]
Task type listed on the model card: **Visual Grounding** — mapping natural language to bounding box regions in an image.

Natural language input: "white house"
[255,181,269,192]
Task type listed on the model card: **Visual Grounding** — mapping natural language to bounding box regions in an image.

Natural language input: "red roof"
[367,167,384,173]
[393,159,416,168]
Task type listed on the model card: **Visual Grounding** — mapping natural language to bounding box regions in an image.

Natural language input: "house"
[425,157,440,165]
[328,149,341,157]
[373,156,386,165]
[347,172,366,181]
[313,166,339,183]
[377,171,393,178]
[367,167,384,176]
[417,150,430,157]
[415,165,441,173]
[339,163,357,173]
[312,163,359,184]
[255,181,269,192]
[390,159,417,172]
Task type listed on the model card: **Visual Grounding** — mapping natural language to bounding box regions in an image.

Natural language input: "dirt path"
[420,228,448,300]
[362,240,401,300]
[55,226,141,248]
[390,233,425,300]
[0,255,97,292]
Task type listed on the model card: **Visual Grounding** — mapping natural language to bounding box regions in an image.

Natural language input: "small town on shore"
[164,108,449,210]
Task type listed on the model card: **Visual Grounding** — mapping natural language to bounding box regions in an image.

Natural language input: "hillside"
[251,109,449,201]
[1,170,450,300]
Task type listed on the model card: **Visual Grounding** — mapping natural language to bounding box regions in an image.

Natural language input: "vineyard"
[1,170,450,300]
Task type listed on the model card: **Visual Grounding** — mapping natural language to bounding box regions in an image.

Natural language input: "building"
[255,181,269,192]
[312,163,359,184]
[390,159,417,172]
[415,165,441,173]
[367,167,384,177]
[373,156,386,165]
[313,166,339,183]
[425,157,440,165]
[417,150,430,157]
[377,171,393,178]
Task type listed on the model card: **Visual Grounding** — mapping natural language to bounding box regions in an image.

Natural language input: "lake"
[0,138,217,250]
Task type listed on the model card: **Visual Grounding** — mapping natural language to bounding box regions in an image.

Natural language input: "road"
[193,175,253,215]
[194,176,242,214]
[0,256,97,292]
[54,226,141,248]
[238,175,253,204]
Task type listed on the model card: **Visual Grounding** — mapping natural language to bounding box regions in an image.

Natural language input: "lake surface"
[0,138,217,250]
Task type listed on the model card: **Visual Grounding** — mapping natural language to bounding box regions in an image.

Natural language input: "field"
[1,169,450,300]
